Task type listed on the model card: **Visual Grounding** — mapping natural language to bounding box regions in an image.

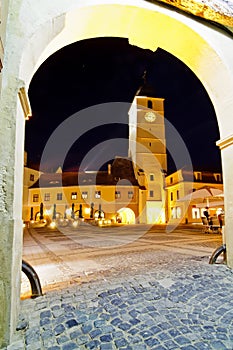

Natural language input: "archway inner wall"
[1,0,233,346]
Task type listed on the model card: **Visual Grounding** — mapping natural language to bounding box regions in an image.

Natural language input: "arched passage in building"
[117,207,136,224]
[1,1,233,347]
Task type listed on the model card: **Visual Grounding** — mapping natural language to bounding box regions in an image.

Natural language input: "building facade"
[26,157,142,225]
[166,168,223,225]
[128,90,167,224]
[23,93,167,225]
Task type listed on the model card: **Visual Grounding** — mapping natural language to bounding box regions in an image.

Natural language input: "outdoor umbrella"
[178,186,223,203]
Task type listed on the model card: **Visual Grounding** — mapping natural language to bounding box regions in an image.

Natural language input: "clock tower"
[128,84,167,224]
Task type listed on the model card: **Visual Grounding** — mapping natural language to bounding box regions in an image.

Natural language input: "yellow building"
[166,168,223,225]
[128,85,167,224]
[24,89,167,225]
[26,157,143,224]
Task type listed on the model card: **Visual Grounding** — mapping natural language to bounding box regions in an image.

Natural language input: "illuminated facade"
[129,90,167,224]
[24,93,167,225]
[166,168,223,225]
[26,158,141,225]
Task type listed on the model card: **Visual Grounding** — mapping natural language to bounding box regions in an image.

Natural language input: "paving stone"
[54,324,65,336]
[62,342,78,350]
[14,255,233,350]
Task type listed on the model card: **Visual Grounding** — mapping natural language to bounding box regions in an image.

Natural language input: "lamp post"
[52,204,56,220]
[71,203,75,219]
[39,203,44,220]
[79,204,83,219]
[90,202,94,219]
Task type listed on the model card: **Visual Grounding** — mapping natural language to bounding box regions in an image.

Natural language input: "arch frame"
[1,0,233,346]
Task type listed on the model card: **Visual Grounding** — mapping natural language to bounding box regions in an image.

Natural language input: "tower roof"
[136,82,157,98]
[136,70,156,97]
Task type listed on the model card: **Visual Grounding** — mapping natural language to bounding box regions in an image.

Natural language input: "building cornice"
[216,135,233,150]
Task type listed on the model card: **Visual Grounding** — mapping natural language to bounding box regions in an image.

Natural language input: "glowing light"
[117,208,135,224]
[65,208,72,216]
[50,221,56,229]
[72,221,78,228]
[45,209,51,215]
[85,208,91,215]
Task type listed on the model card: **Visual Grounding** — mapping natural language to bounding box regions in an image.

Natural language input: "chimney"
[108,164,111,175]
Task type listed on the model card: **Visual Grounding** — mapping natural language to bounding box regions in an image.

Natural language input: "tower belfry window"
[147,100,153,109]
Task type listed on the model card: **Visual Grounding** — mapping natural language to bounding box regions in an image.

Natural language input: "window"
[147,100,153,109]
[44,193,50,202]
[115,191,121,199]
[195,172,202,181]
[171,192,173,201]
[82,191,88,199]
[33,194,39,202]
[149,174,154,181]
[149,190,154,198]
[172,207,182,219]
[192,208,200,219]
[95,191,101,199]
[170,177,173,184]
[214,173,221,182]
[128,191,134,199]
[57,193,62,200]
[30,174,34,181]
[176,190,179,200]
[171,207,175,219]
[71,192,77,200]
[176,207,181,219]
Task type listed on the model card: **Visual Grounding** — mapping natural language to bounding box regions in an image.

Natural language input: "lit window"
[44,193,50,201]
[115,191,121,199]
[195,172,202,181]
[82,191,88,199]
[149,190,154,197]
[192,208,200,219]
[71,192,77,200]
[128,191,134,199]
[176,207,181,218]
[30,174,34,181]
[95,191,101,199]
[171,207,176,218]
[33,194,39,202]
[214,173,221,182]
[149,174,154,181]
[57,193,62,200]
[171,207,182,219]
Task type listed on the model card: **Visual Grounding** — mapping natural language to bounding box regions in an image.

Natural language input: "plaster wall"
[1,0,233,346]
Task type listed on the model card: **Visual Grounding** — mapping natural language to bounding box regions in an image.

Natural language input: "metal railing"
[22,260,43,298]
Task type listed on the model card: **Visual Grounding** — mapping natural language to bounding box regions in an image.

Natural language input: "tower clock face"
[144,111,156,122]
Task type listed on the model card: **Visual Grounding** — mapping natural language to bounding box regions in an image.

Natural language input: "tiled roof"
[29,157,142,189]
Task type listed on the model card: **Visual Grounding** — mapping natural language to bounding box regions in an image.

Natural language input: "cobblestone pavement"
[21,224,222,297]
[8,256,233,350]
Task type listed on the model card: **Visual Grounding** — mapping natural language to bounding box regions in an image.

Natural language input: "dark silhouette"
[203,207,210,223]
[39,203,44,220]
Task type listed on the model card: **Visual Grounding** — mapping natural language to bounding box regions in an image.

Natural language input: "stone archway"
[1,1,233,347]
[117,208,136,224]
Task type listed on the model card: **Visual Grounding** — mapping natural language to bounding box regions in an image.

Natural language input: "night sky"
[26,37,221,174]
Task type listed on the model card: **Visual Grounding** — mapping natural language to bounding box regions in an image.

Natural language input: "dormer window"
[214,173,221,182]
[194,172,202,181]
